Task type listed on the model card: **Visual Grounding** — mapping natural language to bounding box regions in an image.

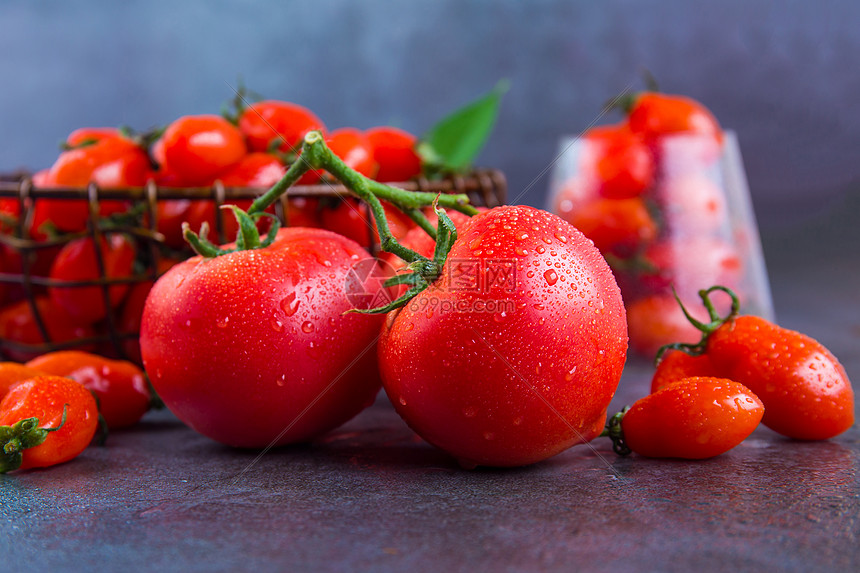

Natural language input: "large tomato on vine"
[378,205,628,467]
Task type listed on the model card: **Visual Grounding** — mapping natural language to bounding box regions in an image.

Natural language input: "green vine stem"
[0,404,68,473]
[654,285,741,365]
[600,407,631,456]
[181,131,479,313]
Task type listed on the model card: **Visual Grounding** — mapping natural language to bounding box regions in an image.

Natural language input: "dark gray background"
[1,0,859,231]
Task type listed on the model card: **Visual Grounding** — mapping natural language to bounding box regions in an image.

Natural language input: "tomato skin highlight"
[622,377,763,459]
[379,206,628,467]
[0,375,99,471]
[706,316,854,440]
[140,228,385,448]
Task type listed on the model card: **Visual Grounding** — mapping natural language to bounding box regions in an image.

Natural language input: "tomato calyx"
[600,406,631,456]
[654,285,741,364]
[0,404,68,473]
[182,206,282,258]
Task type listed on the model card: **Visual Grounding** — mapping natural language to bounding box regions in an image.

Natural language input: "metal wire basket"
[0,170,507,363]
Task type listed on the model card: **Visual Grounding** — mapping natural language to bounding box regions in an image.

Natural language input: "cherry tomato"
[582,123,654,200]
[140,227,386,448]
[42,136,147,232]
[705,314,854,440]
[651,349,717,393]
[285,197,322,228]
[379,206,628,468]
[563,197,658,258]
[161,115,247,185]
[320,198,412,248]
[115,258,179,363]
[617,377,763,459]
[155,199,194,249]
[0,375,98,472]
[239,100,326,153]
[27,351,151,429]
[64,127,122,148]
[325,128,378,179]
[218,152,286,187]
[365,127,422,182]
[626,294,710,358]
[0,362,48,401]
[628,92,723,144]
[48,234,136,325]
[0,298,96,362]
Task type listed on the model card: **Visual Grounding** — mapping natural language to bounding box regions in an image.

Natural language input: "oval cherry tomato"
[140,227,386,448]
[161,115,247,185]
[239,100,326,153]
[582,123,654,200]
[365,127,422,182]
[706,315,854,440]
[0,298,96,362]
[651,349,717,393]
[618,377,763,459]
[0,375,98,472]
[628,92,723,144]
[379,206,628,468]
[48,234,136,325]
[27,351,151,430]
[0,362,48,401]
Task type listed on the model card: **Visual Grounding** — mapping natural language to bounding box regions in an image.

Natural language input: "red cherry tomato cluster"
[606,286,854,460]
[552,91,739,356]
[0,98,428,362]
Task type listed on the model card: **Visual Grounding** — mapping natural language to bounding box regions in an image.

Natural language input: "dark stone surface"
[2,220,858,572]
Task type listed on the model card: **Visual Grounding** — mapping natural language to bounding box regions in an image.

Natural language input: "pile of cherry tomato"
[552,91,745,357]
[0,97,426,366]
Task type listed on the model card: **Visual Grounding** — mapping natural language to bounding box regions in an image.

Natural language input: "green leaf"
[418,79,508,174]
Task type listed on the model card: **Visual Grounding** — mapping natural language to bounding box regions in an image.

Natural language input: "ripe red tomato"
[627,92,723,144]
[618,377,763,459]
[161,115,247,185]
[140,227,386,448]
[0,297,96,362]
[563,197,658,258]
[650,349,717,393]
[26,351,151,429]
[320,198,413,248]
[705,315,854,440]
[582,123,654,200]
[64,127,123,148]
[365,127,422,182]
[0,362,48,401]
[379,206,628,467]
[0,375,98,472]
[239,100,326,153]
[41,136,147,232]
[218,152,286,187]
[285,197,322,228]
[325,128,378,179]
[48,234,136,325]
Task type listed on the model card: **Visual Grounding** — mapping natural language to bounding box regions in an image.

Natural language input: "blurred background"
[1,0,858,255]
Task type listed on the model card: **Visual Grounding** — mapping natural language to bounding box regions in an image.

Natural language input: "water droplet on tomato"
[483,431,496,441]
[276,375,286,387]
[544,269,558,286]
[513,416,523,426]
[302,321,315,333]
[270,318,284,332]
[280,292,300,316]
[399,396,407,406]
[536,245,546,254]
[216,317,229,328]
[463,406,477,418]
